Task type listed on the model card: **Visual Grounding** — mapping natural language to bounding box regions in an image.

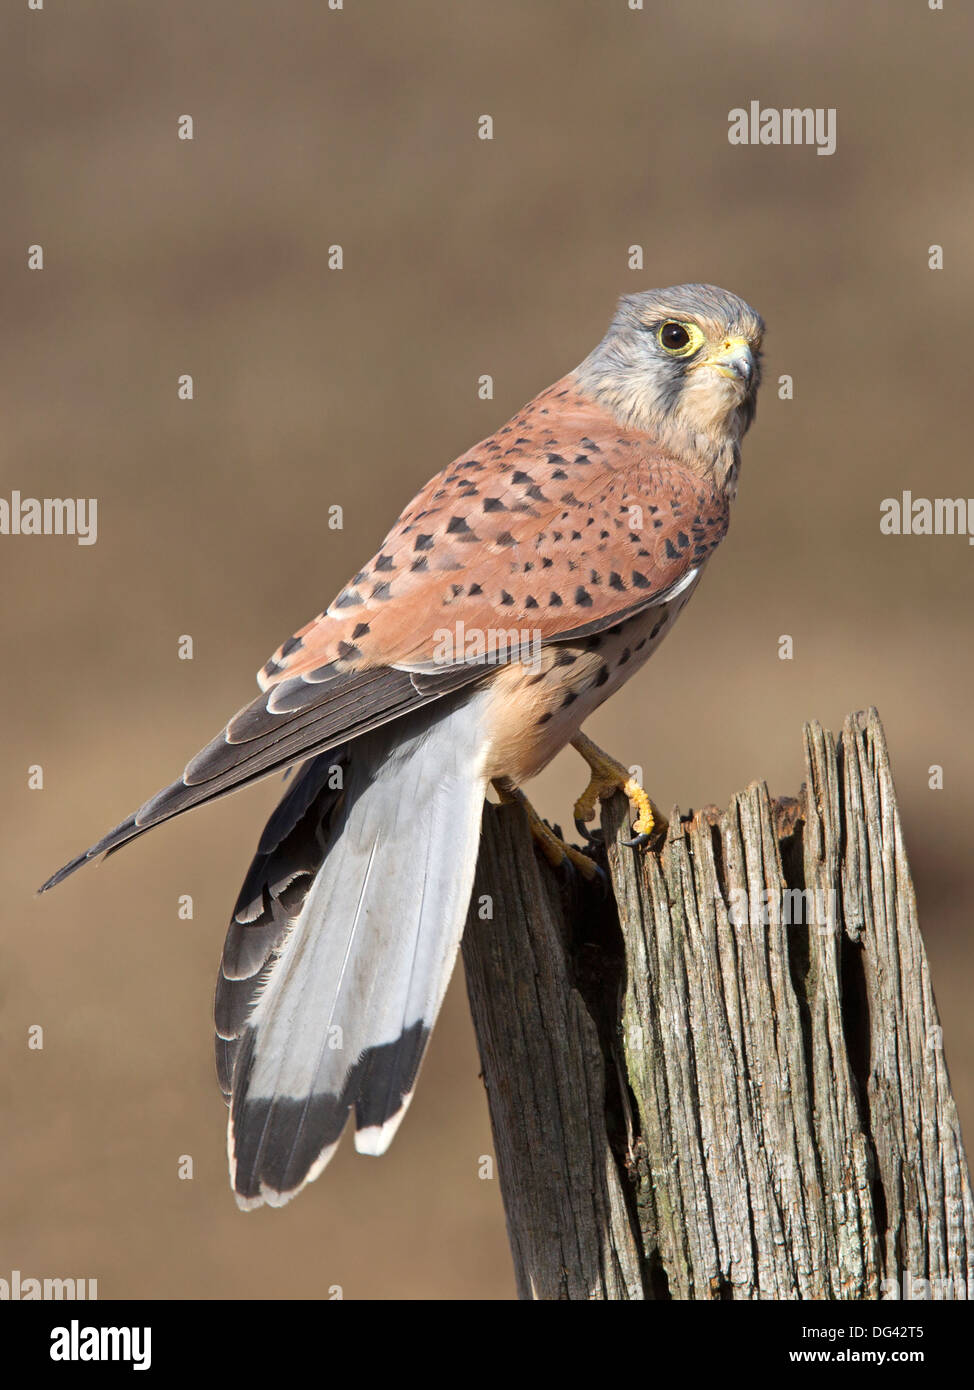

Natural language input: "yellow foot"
[570,731,667,846]
[492,780,601,882]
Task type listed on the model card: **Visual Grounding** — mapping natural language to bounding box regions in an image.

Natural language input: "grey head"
[576,282,766,485]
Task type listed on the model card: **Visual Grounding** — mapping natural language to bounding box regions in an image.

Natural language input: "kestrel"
[41,283,764,1209]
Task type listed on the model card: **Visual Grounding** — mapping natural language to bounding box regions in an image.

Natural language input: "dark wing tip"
[38,851,92,894]
[37,811,142,894]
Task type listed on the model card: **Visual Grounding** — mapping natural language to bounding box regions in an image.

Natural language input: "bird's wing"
[258,372,728,686]
[39,373,726,892]
[37,661,478,891]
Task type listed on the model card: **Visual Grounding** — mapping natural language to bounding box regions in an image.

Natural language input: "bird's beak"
[708,337,755,388]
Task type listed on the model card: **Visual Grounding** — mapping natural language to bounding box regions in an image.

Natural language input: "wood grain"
[462,709,973,1300]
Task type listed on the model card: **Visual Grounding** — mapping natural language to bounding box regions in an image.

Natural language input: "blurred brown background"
[3,0,973,1300]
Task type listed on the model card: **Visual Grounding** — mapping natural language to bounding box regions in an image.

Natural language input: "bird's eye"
[659,321,692,352]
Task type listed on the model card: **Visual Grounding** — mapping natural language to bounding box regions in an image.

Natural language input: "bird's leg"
[491,778,601,882]
[571,731,667,849]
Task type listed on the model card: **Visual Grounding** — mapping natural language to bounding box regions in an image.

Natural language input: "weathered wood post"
[461,709,974,1300]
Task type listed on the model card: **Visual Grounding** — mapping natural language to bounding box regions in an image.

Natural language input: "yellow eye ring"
[658,320,705,357]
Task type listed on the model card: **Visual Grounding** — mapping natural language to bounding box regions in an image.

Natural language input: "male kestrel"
[41,283,764,1209]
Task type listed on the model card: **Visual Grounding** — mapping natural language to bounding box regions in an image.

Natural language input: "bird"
[40,282,764,1209]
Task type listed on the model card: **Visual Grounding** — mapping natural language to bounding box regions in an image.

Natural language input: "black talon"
[575,816,603,845]
[566,855,608,894]
[591,862,610,895]
[554,853,577,883]
[621,829,652,849]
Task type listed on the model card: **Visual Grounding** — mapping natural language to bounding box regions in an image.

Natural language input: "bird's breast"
[481,579,700,786]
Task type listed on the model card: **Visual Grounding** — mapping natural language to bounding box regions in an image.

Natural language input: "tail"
[216,691,491,1209]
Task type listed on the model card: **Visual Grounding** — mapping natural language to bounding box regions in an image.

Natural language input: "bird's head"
[577,283,765,485]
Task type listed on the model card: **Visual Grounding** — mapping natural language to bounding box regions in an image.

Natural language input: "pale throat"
[581,368,747,493]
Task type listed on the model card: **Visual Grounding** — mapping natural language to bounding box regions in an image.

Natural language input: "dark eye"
[659,321,690,351]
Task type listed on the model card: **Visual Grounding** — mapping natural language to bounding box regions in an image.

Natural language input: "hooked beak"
[709,337,755,388]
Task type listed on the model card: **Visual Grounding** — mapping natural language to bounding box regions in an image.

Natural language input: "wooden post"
[461,709,974,1300]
